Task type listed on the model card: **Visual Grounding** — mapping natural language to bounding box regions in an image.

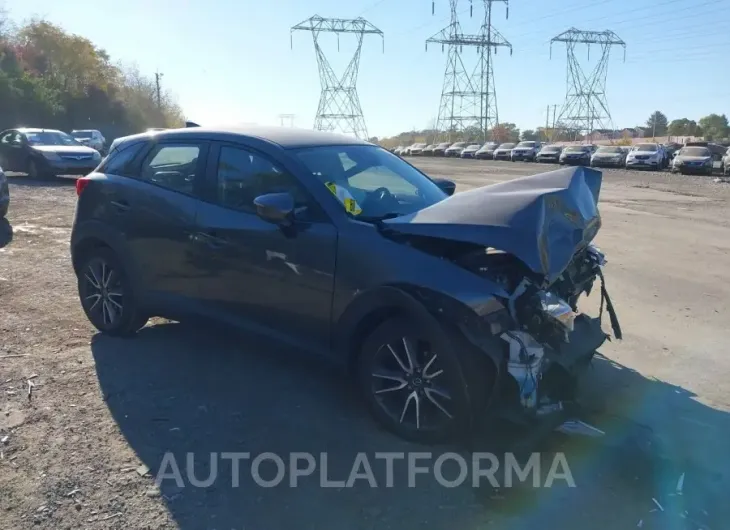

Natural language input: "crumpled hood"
[384,166,602,283]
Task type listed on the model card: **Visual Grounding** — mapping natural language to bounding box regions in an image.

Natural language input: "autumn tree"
[0,18,184,137]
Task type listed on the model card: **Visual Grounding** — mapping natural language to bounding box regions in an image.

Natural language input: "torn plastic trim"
[501,330,545,410]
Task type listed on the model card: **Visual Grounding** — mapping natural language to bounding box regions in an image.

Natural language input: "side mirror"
[254,192,295,225]
[432,177,456,196]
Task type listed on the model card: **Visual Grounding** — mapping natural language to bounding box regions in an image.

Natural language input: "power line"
[358,0,389,16]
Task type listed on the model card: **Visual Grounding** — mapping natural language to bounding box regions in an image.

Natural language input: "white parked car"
[71,129,106,154]
[444,142,468,157]
[626,143,667,171]
[723,147,730,176]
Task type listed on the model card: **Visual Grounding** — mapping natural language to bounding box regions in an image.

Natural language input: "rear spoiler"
[185,121,200,128]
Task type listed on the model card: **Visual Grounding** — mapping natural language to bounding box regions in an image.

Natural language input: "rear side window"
[101,142,145,175]
[138,144,201,196]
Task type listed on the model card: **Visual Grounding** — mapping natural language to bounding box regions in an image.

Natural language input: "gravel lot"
[1,160,729,529]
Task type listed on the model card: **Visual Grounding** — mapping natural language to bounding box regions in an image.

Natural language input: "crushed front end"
[457,242,621,420]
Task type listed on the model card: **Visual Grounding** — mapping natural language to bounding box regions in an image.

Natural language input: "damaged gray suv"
[70,126,620,443]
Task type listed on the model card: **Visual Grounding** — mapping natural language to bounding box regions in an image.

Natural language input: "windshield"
[680,147,710,157]
[541,146,561,153]
[498,143,515,149]
[634,144,658,152]
[516,142,536,148]
[565,146,590,153]
[450,142,466,148]
[294,145,447,220]
[597,146,622,153]
[71,131,93,139]
[24,131,81,146]
[437,143,451,148]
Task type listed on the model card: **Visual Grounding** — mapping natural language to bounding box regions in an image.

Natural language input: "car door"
[193,142,337,354]
[99,139,209,312]
[0,131,25,171]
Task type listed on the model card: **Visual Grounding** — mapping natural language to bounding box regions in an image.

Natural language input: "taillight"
[76,177,91,196]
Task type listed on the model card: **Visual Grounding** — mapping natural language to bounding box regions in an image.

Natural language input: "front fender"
[334,284,508,369]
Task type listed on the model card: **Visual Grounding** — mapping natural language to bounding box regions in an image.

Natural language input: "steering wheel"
[372,187,393,201]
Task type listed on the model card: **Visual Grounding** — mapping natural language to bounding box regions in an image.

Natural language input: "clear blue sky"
[7,0,730,137]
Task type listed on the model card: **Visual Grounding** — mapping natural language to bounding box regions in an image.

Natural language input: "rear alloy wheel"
[78,248,148,336]
[357,317,472,443]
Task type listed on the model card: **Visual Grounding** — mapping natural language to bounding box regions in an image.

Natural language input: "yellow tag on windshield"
[325,182,363,215]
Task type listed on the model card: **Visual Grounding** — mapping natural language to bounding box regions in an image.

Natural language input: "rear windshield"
[679,147,710,157]
[71,131,94,139]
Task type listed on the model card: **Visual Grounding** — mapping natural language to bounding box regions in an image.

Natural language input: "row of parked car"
[392,140,730,175]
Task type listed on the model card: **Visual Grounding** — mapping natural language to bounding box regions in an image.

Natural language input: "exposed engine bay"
[455,242,622,414]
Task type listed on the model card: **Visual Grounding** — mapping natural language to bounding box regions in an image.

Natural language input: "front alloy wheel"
[358,317,472,443]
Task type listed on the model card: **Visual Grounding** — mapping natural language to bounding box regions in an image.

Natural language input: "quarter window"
[101,142,145,176]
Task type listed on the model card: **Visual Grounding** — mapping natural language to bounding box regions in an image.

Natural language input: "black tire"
[27,159,51,180]
[356,316,478,444]
[77,247,148,336]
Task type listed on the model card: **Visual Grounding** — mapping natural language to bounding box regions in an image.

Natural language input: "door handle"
[110,200,130,213]
[191,231,229,249]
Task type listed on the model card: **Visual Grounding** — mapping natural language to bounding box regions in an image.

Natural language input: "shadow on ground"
[92,322,729,530]
[6,174,78,187]
[0,217,12,248]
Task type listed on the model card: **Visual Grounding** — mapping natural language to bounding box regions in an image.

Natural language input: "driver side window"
[215,145,320,220]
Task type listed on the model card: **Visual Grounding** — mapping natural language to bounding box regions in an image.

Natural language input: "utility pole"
[278,114,296,127]
[546,103,558,141]
[154,71,164,109]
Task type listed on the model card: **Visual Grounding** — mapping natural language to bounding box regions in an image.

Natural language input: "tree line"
[0,14,184,140]
[378,111,729,148]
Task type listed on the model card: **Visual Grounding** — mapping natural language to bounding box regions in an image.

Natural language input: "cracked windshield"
[1,0,728,529]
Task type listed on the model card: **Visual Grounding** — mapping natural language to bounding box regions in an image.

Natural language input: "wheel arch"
[71,221,145,296]
[337,284,502,377]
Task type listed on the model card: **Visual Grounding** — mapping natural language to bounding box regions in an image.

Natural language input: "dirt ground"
[1,160,729,529]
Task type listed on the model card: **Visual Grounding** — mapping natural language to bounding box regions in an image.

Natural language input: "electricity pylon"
[291,15,384,139]
[427,0,512,142]
[550,28,626,142]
